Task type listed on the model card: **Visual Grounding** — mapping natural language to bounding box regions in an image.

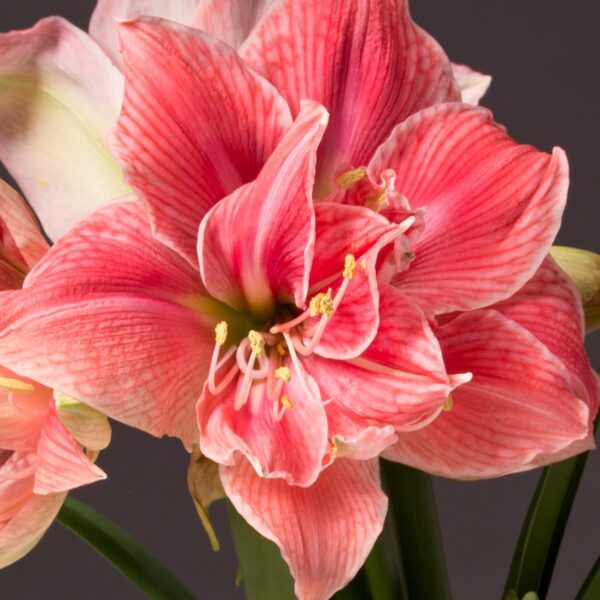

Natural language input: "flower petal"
[112,18,293,266]
[34,404,106,495]
[198,101,327,315]
[191,0,272,49]
[0,201,216,446]
[493,257,600,417]
[89,0,201,68]
[0,179,48,277]
[377,103,568,314]
[242,0,459,193]
[304,285,457,429]
[198,357,327,487]
[221,457,387,600]
[0,17,127,241]
[0,490,65,568]
[452,63,492,105]
[385,309,591,479]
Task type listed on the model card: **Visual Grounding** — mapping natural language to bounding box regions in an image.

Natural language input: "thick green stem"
[504,415,598,600]
[57,495,194,600]
[226,501,295,600]
[380,459,452,600]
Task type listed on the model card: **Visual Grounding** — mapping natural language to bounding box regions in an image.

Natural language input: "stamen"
[309,290,334,317]
[276,341,287,356]
[214,321,228,345]
[343,254,357,279]
[336,167,366,189]
[275,366,291,382]
[234,351,256,411]
[0,377,34,392]
[280,395,292,410]
[248,330,265,356]
[442,396,453,412]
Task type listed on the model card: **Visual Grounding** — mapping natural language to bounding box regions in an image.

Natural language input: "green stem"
[380,459,452,600]
[57,495,194,600]
[576,555,600,599]
[226,501,295,600]
[504,417,598,599]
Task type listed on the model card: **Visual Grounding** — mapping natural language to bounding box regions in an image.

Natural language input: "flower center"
[206,254,359,420]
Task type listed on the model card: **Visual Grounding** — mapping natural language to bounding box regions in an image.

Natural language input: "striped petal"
[222,458,387,600]
[0,201,216,446]
[242,0,458,194]
[198,101,327,316]
[198,358,328,487]
[113,18,293,266]
[34,404,106,495]
[191,0,273,49]
[378,104,568,314]
[0,18,127,241]
[90,0,201,68]
[452,63,492,105]
[0,489,65,569]
[385,309,591,479]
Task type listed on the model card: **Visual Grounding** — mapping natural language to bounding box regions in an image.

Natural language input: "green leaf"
[576,555,600,599]
[504,415,598,598]
[57,495,194,599]
[380,459,452,600]
[226,500,295,600]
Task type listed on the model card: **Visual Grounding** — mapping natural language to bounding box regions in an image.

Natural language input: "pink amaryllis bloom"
[0,180,110,568]
[0,0,487,242]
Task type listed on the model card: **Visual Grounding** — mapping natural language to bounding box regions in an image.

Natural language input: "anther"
[343,254,357,279]
[275,367,291,382]
[309,291,334,317]
[280,395,292,410]
[276,341,287,356]
[248,330,265,356]
[335,167,366,189]
[442,396,453,412]
[214,321,228,345]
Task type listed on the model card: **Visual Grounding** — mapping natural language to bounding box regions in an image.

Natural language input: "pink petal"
[191,0,272,49]
[221,458,387,600]
[0,201,216,446]
[385,309,591,479]
[494,257,600,418]
[112,18,293,266]
[34,404,105,495]
[0,489,65,568]
[376,104,568,314]
[0,180,48,278]
[242,0,459,193]
[307,202,400,359]
[452,63,492,105]
[198,101,327,315]
[90,0,201,68]
[0,18,127,241]
[304,285,458,430]
[198,358,328,487]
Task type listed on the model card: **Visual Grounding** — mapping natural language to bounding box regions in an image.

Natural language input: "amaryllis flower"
[0,0,486,242]
[0,180,110,568]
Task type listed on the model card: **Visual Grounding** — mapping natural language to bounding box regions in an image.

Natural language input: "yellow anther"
[275,366,291,382]
[403,251,416,261]
[0,377,35,392]
[280,395,292,410]
[214,321,228,345]
[442,396,453,412]
[309,291,334,317]
[276,341,287,356]
[335,167,367,190]
[248,330,265,356]
[343,254,357,279]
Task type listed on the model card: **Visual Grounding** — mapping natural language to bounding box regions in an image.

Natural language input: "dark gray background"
[1,2,599,598]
